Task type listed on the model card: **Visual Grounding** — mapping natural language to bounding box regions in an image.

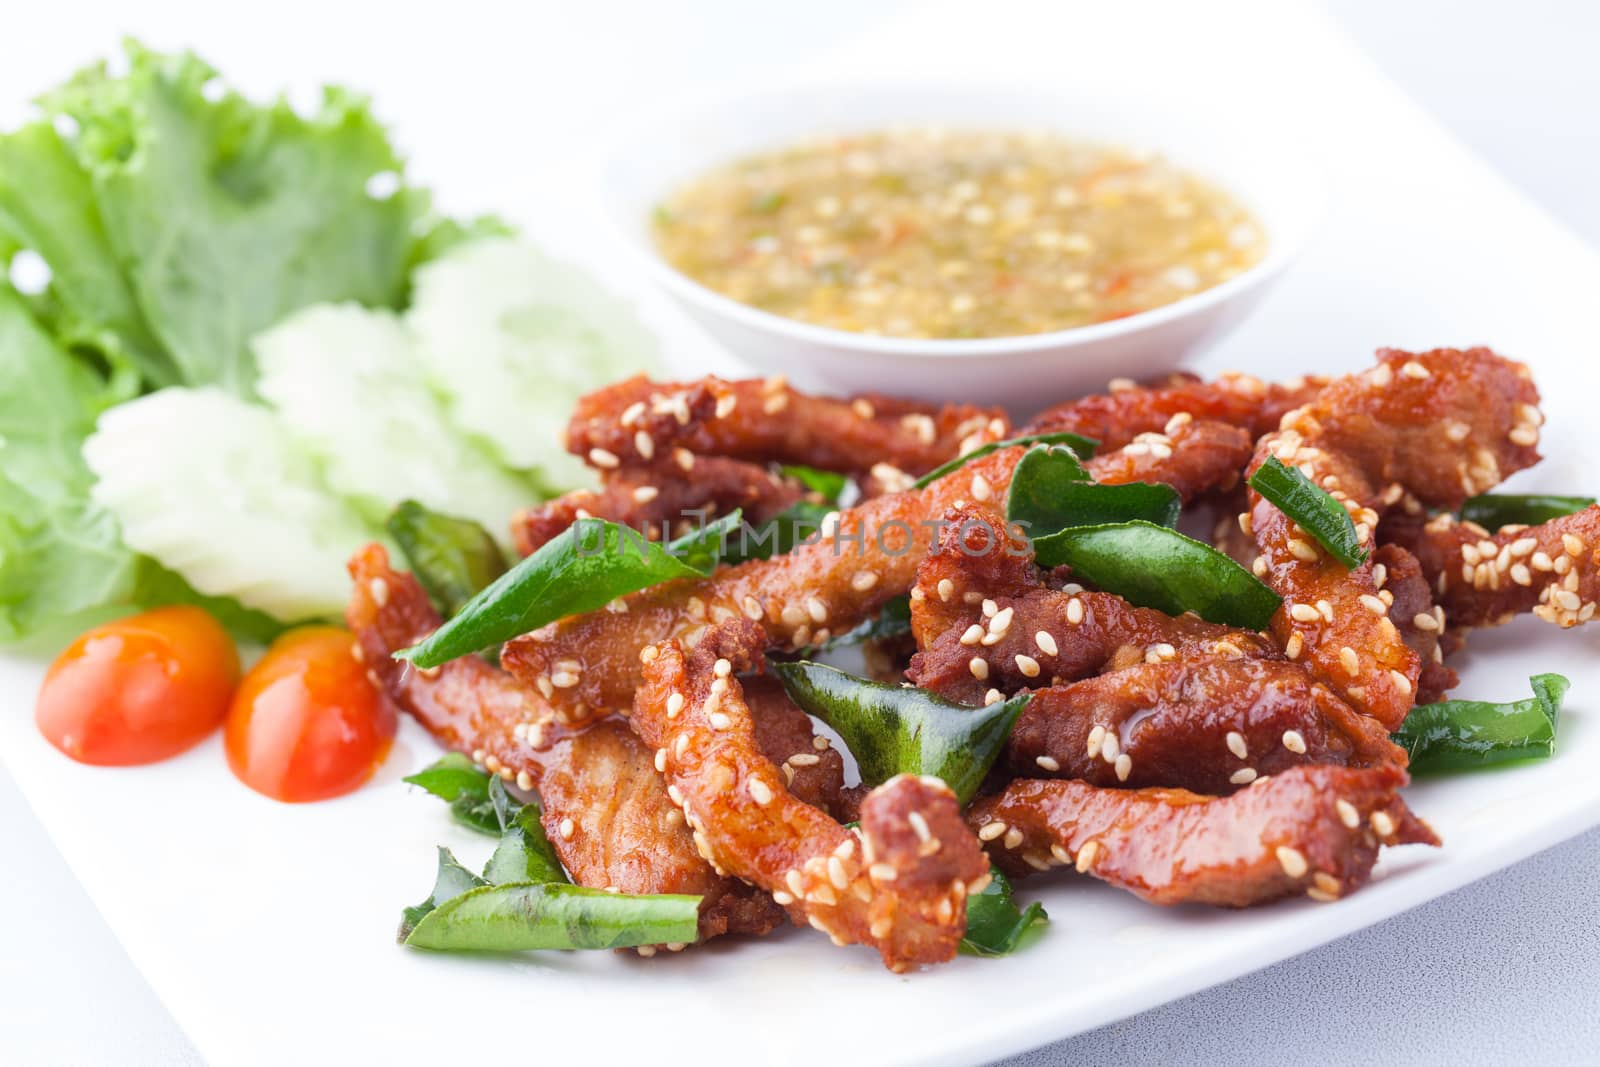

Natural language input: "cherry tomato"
[225,626,395,803]
[36,606,240,766]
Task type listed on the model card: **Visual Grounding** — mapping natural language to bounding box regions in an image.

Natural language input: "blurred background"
[2,1,1597,1064]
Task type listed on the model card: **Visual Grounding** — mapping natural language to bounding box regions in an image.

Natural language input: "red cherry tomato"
[36,606,240,766]
[225,626,395,803]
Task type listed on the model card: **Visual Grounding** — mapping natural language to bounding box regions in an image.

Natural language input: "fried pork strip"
[631,622,989,972]
[510,455,803,556]
[346,544,785,942]
[906,503,1278,702]
[1024,371,1329,448]
[1083,416,1253,499]
[503,445,1027,719]
[1247,347,1541,729]
[565,373,1008,479]
[1387,505,1600,630]
[970,764,1438,906]
[1373,543,1459,703]
[505,423,1257,721]
[1004,658,1405,794]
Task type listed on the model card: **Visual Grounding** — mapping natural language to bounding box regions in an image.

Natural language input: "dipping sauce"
[653,129,1266,339]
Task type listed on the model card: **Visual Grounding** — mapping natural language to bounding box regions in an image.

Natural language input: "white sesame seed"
[1066,597,1085,625]
[1290,602,1321,623]
[989,606,1015,633]
[978,821,1008,841]
[368,577,390,608]
[1074,840,1101,873]
[1035,755,1060,772]
[1101,732,1120,762]
[937,578,955,601]
[1015,654,1041,677]
[1285,633,1303,660]
[1509,425,1539,447]
[1114,754,1132,781]
[984,688,1003,705]
[1282,730,1307,754]
[970,474,993,502]
[1400,360,1431,380]
[1086,724,1106,759]
[1288,539,1319,562]
[589,447,620,469]
[1371,810,1396,837]
[1335,798,1360,829]
[1339,646,1361,676]
[516,770,534,791]
[852,570,879,592]
[1226,731,1248,759]
[1035,631,1058,656]
[558,818,575,840]
[789,753,820,767]
[1229,767,1258,785]
[969,657,990,680]
[1359,594,1388,615]
[959,624,984,646]
[665,692,685,718]
[1276,845,1309,878]
[1389,670,1413,696]
[1003,828,1025,850]
[806,596,828,623]
[982,598,999,618]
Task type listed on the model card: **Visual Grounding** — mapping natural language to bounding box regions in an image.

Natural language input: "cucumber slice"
[254,303,536,539]
[407,237,661,492]
[84,387,373,621]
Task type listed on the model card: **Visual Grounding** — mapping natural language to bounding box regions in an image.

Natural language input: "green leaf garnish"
[1459,494,1595,529]
[403,883,702,952]
[1006,444,1180,535]
[721,501,832,565]
[912,432,1099,490]
[1032,520,1281,631]
[822,594,912,650]
[780,464,852,504]
[396,511,742,668]
[959,867,1048,957]
[398,847,487,941]
[1248,457,1368,568]
[770,661,1028,806]
[1393,673,1569,774]
[482,806,568,886]
[386,500,509,618]
[404,752,502,834]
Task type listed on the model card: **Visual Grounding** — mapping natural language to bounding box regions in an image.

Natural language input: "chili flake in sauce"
[653,129,1266,339]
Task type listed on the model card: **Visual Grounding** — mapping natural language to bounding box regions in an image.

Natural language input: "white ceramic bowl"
[597,82,1324,412]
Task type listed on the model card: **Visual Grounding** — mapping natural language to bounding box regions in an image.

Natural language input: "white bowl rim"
[597,78,1327,359]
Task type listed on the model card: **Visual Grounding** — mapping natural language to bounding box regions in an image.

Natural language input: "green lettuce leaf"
[0,283,139,640]
[36,40,434,397]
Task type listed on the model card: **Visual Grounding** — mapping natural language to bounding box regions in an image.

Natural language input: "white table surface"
[3,1,1598,1064]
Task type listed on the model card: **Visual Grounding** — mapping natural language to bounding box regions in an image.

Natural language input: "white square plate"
[3,3,1598,1065]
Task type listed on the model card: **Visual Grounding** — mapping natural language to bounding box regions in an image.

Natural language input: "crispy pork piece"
[510,456,803,556]
[743,676,848,815]
[346,544,785,942]
[1025,371,1330,448]
[1083,416,1253,499]
[1386,505,1600,631]
[1004,658,1405,793]
[564,373,1007,479]
[631,622,989,972]
[502,445,1030,720]
[1372,543,1459,703]
[969,764,1438,906]
[1247,347,1542,729]
[907,504,1277,704]
[504,421,1264,723]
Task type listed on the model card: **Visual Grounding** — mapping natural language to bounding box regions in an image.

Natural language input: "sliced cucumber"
[254,302,536,539]
[84,387,374,621]
[407,237,661,492]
